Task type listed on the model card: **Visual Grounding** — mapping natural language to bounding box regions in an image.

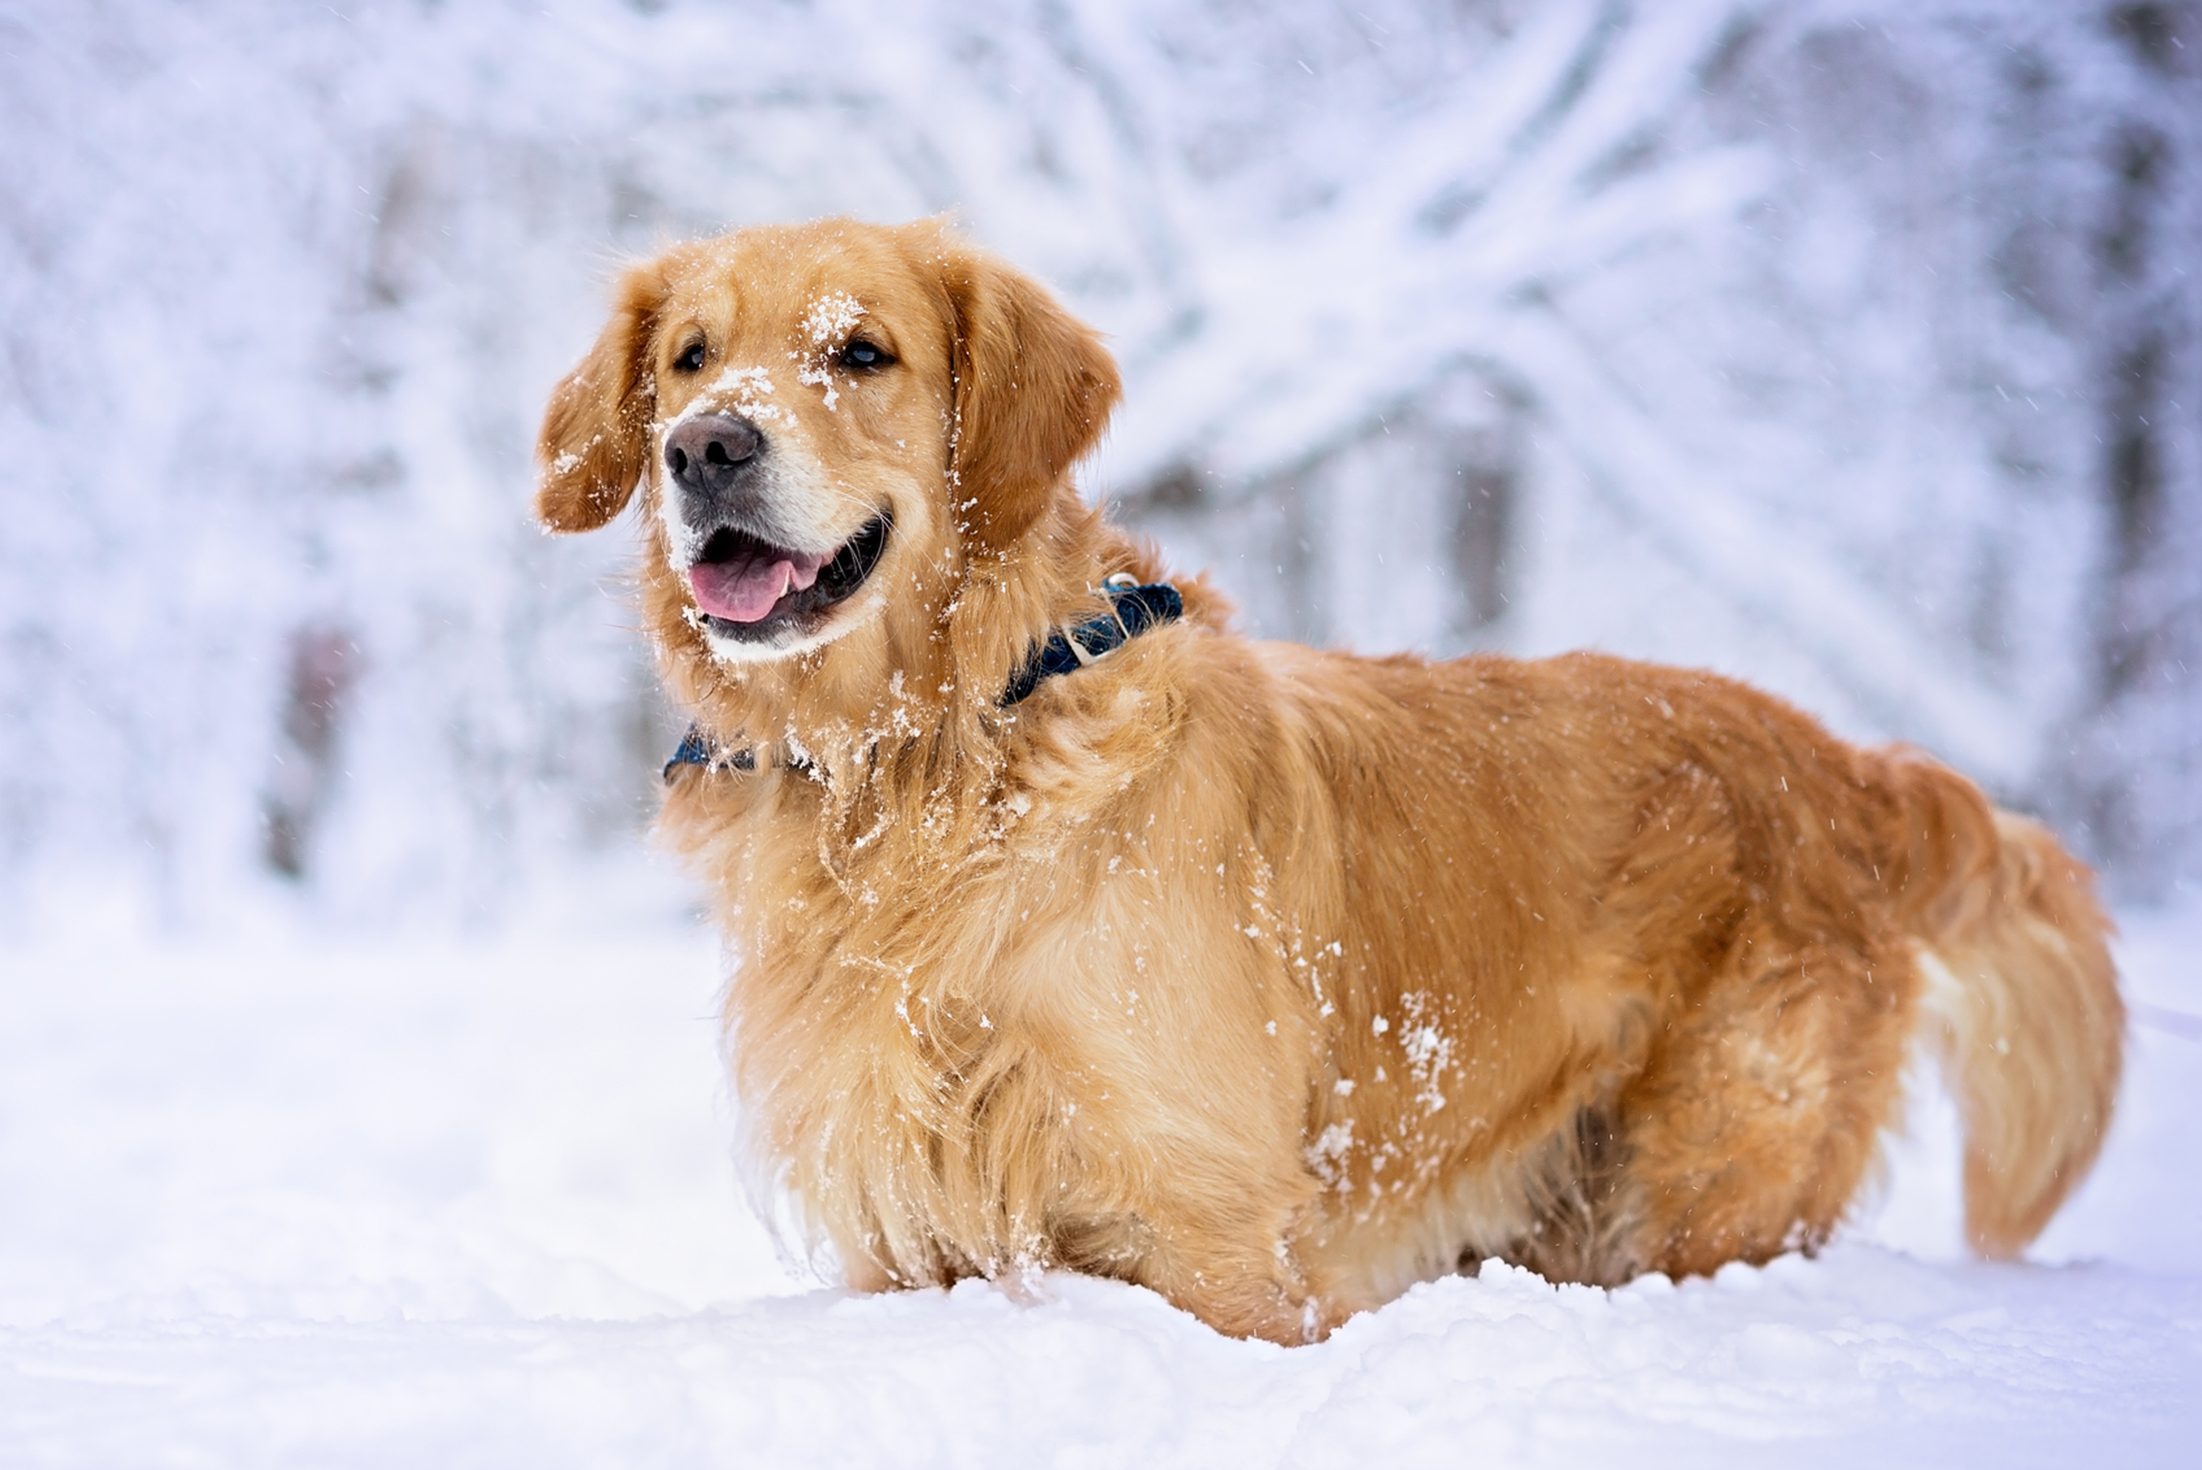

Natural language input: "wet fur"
[537,218,2126,1344]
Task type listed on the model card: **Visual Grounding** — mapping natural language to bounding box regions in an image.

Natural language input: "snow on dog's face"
[534,217,1120,674]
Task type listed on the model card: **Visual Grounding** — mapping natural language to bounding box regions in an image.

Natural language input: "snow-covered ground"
[3,892,2196,1467]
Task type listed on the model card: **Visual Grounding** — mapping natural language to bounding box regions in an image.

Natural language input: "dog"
[534,217,2125,1344]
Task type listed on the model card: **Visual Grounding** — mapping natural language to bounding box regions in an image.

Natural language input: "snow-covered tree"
[1,0,2193,928]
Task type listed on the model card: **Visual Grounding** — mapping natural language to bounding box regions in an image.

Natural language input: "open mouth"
[686,513,891,636]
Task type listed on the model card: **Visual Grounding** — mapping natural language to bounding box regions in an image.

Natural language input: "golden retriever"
[535,217,2124,1344]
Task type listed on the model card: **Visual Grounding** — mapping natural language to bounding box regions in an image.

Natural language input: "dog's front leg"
[1124,1192,1339,1345]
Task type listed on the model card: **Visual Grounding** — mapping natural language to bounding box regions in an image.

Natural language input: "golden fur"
[536,218,2126,1344]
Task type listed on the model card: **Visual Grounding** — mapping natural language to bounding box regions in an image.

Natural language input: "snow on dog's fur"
[535,217,2125,1343]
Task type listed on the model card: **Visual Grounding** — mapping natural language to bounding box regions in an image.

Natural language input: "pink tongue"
[689,548,827,623]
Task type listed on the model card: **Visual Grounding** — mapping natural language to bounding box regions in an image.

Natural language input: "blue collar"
[998,578,1184,706]
[665,578,1184,780]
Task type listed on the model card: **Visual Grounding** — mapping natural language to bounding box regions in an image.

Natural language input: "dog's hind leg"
[1582,930,1917,1283]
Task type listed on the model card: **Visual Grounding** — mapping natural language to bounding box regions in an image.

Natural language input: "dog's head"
[535,219,1121,684]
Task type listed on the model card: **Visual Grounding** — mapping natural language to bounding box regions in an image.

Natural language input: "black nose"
[664,413,763,494]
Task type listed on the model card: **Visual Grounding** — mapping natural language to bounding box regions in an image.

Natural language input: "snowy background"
[2,1,2198,1464]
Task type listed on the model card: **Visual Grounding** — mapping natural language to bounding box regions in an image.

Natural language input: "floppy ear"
[535,261,667,533]
[939,246,1122,551]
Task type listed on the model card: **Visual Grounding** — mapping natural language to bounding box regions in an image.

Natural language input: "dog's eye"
[673,341,707,373]
[838,339,892,371]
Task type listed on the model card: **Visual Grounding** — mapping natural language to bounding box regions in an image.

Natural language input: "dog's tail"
[1878,752,2125,1257]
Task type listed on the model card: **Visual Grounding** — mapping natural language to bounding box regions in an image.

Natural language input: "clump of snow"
[1305,1119,1356,1192]
[802,291,865,346]
[795,361,841,411]
[1396,989,1454,1115]
[793,293,867,410]
[677,364,785,427]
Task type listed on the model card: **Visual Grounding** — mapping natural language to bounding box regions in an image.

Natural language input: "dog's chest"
[725,761,1315,1279]
[752,862,1226,1272]
[775,976,1126,1279]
